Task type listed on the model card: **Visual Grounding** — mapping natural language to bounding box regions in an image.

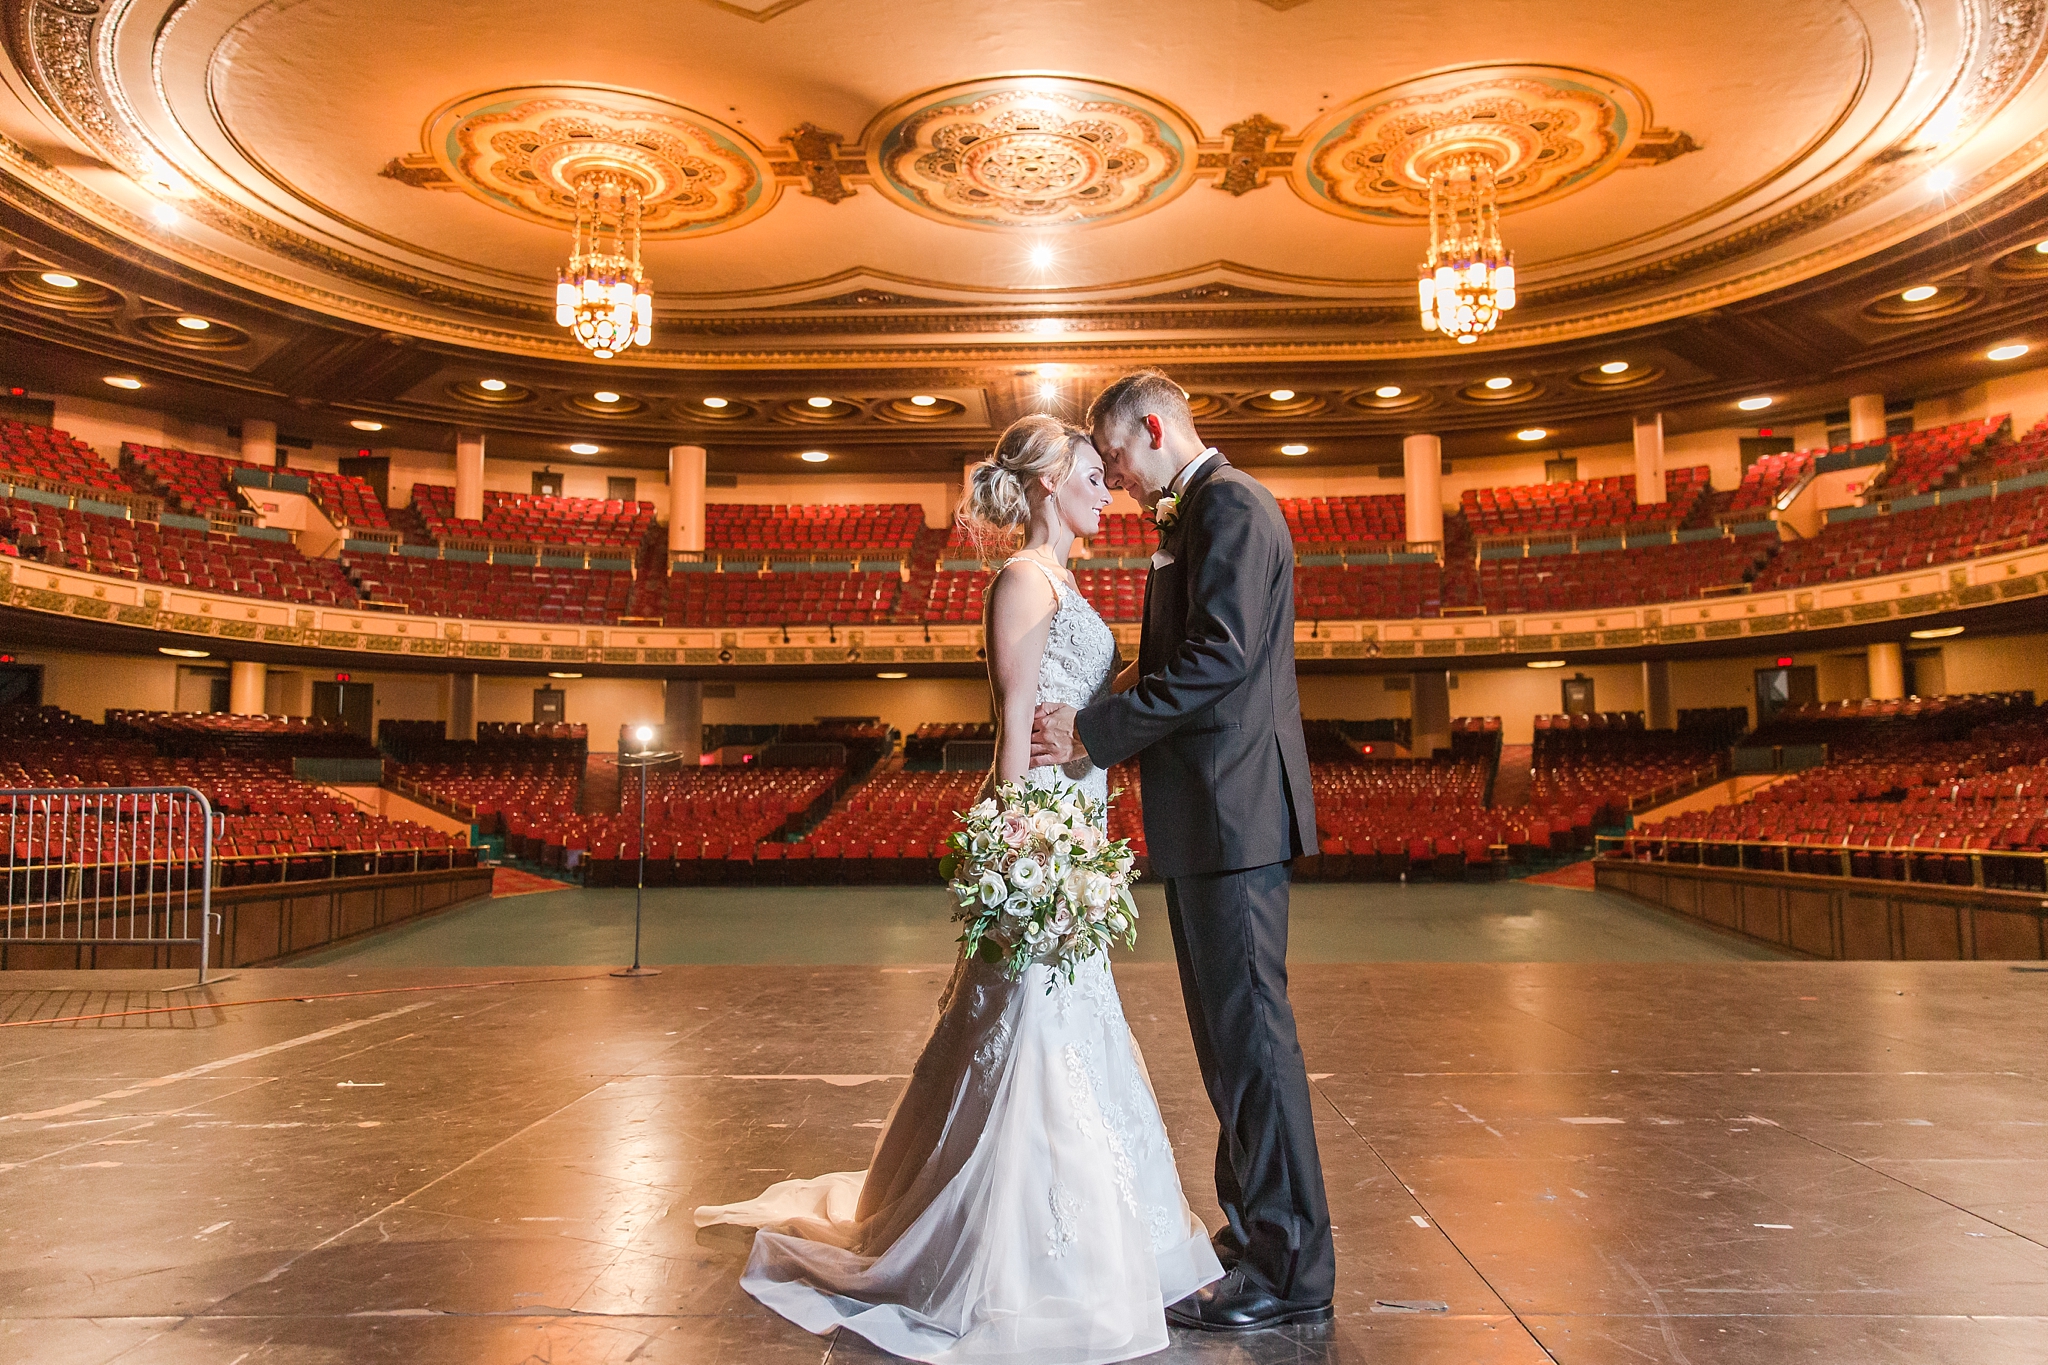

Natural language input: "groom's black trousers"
[1164,861,1336,1303]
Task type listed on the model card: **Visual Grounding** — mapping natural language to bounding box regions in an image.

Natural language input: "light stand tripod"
[611,728,677,978]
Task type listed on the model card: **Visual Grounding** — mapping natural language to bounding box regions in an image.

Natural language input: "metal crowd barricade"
[1,787,217,985]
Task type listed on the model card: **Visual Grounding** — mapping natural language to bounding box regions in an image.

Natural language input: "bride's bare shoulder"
[985,558,1060,635]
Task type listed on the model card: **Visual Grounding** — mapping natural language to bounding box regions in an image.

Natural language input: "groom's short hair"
[1089,370,1197,442]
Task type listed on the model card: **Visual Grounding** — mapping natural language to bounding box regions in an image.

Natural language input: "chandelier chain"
[1417,155,1516,344]
[555,170,653,359]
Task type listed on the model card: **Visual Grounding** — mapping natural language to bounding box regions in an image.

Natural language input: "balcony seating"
[411,484,657,550]
[1751,482,2048,589]
[1462,467,1711,538]
[1477,535,1778,613]
[1294,563,1442,618]
[343,553,632,623]
[1281,494,1408,548]
[306,470,391,531]
[1088,512,1155,554]
[122,443,244,517]
[649,568,901,627]
[1868,416,2009,495]
[705,502,925,555]
[1,422,128,495]
[4,495,359,605]
[1730,449,1816,512]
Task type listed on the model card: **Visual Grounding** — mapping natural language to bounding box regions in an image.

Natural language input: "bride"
[695,415,1222,1362]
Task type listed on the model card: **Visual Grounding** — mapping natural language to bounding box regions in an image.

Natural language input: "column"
[228,660,267,716]
[1632,412,1666,506]
[455,431,486,524]
[668,444,707,554]
[1410,670,1452,757]
[1402,433,1443,546]
[1867,641,1906,701]
[1642,658,1674,730]
[1848,394,1886,446]
[241,418,277,469]
[665,679,704,765]
[447,671,477,742]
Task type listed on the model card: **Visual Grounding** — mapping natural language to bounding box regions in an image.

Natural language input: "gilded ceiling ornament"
[404,85,773,238]
[1198,115,1296,197]
[866,77,1196,230]
[1293,66,1673,222]
[771,124,865,204]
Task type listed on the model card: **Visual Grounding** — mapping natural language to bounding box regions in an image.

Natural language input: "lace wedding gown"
[696,558,1221,1363]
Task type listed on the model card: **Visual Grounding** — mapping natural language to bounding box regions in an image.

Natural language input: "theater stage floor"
[5,961,2046,1364]
[290,880,1786,968]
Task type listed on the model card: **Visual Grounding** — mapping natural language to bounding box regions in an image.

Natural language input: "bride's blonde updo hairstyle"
[957,414,1090,547]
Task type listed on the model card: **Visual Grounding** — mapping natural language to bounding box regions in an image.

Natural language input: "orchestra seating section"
[1751,480,2048,589]
[103,710,377,761]
[0,708,473,886]
[1476,533,1778,612]
[1300,758,1513,880]
[344,553,633,623]
[0,421,128,495]
[1868,416,2009,495]
[771,770,987,883]
[1461,467,1711,538]
[1729,449,1816,512]
[704,502,924,555]
[411,484,657,551]
[1619,693,2046,888]
[376,719,589,767]
[905,723,995,765]
[1526,713,1729,828]
[1072,566,1148,623]
[4,493,360,604]
[561,766,844,885]
[1283,494,1409,548]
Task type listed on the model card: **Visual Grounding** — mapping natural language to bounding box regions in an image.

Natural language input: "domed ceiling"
[0,0,2045,467]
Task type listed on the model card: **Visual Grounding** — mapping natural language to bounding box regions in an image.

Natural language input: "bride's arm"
[984,562,1059,793]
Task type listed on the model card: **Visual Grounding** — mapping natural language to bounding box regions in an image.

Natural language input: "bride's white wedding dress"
[695,557,1221,1363]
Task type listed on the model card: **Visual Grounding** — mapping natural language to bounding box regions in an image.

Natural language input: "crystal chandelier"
[1417,155,1516,344]
[554,171,652,359]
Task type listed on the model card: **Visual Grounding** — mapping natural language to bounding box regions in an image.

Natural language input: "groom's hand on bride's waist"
[1030,703,1085,768]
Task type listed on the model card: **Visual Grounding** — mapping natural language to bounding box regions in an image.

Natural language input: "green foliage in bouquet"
[942,779,1139,988]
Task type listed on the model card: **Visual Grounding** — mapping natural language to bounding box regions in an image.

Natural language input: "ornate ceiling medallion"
[1295,66,1669,223]
[867,77,1196,230]
[396,85,772,238]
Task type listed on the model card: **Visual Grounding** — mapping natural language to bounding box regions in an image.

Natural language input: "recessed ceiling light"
[349,420,384,432]
[569,442,600,455]
[1900,285,1939,302]
[1516,428,1547,441]
[1989,343,2030,361]
[1927,168,1956,193]
[1737,396,1773,411]
[1909,625,1965,639]
[103,376,142,389]
[876,671,910,680]
[1028,244,1054,268]
[1281,443,1309,456]
[38,272,78,289]
[547,671,584,679]
[800,450,830,463]
[1598,360,1630,374]
[175,316,211,331]
[1484,376,1514,390]
[478,378,507,392]
[1037,381,1058,401]
[593,390,621,403]
[1526,659,1567,669]
[807,396,834,408]
[158,646,211,658]
[1374,385,1402,398]
[910,394,938,406]
[1269,389,1296,402]
[1036,363,1062,378]
[150,203,178,227]
[700,396,728,408]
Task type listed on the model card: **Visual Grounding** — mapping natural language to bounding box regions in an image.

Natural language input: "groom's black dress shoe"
[1167,1268,1334,1332]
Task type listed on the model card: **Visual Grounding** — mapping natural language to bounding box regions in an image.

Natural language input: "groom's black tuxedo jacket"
[1076,454,1318,878]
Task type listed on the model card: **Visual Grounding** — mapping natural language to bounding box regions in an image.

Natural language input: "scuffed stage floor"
[4,961,2046,1363]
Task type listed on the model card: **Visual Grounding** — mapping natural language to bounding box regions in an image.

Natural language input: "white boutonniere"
[1154,494,1180,530]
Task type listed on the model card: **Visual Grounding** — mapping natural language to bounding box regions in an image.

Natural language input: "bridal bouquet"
[942,781,1139,987]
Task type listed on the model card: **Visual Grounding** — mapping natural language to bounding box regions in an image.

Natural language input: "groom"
[1031,369,1335,1331]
